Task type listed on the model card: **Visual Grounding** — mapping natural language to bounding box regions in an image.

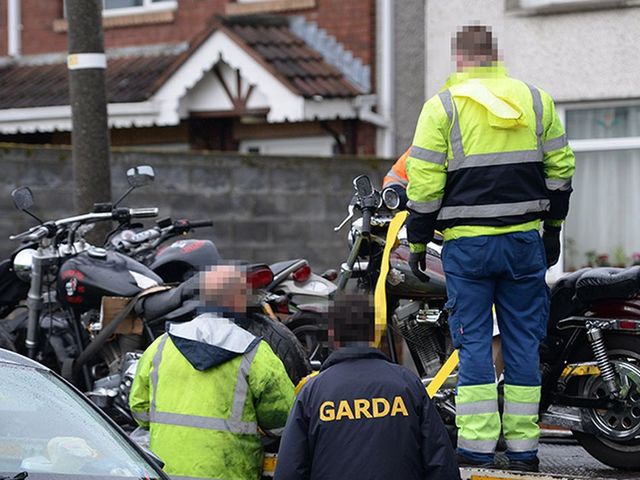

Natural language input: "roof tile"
[0,14,361,111]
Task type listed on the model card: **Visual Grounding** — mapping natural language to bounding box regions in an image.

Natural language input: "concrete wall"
[425,0,640,102]
[0,144,391,271]
[393,0,426,154]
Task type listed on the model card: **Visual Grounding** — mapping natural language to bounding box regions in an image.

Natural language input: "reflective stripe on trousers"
[456,383,500,455]
[502,384,541,452]
[148,334,259,435]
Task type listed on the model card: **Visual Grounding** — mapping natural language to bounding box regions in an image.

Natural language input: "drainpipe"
[377,0,395,157]
[8,0,21,57]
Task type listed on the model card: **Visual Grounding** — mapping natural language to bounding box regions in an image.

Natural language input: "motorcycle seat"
[575,266,640,303]
[548,268,590,332]
[136,275,199,321]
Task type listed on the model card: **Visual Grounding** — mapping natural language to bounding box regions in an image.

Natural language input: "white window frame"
[551,99,640,281]
[101,0,177,17]
[508,0,629,15]
[520,0,618,8]
[63,0,177,18]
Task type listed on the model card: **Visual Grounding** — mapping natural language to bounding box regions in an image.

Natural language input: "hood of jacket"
[168,312,260,371]
[444,63,527,130]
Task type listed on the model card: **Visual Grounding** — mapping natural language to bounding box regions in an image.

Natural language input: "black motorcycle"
[335,174,640,470]
[0,167,309,426]
[107,213,335,366]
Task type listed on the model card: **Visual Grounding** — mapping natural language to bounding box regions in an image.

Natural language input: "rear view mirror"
[126,165,155,188]
[11,186,34,211]
[353,175,373,197]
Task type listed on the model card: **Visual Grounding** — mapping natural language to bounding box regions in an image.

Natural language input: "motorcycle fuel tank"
[387,243,447,299]
[150,239,221,273]
[58,249,162,312]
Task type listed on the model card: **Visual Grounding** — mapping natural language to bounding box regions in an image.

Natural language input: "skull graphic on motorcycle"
[60,269,86,304]
[65,277,78,297]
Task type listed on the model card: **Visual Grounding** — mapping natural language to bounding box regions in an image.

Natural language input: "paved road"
[537,440,640,479]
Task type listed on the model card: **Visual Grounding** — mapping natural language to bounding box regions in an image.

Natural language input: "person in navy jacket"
[274,293,460,480]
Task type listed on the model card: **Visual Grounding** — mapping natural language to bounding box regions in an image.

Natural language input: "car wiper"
[0,473,28,480]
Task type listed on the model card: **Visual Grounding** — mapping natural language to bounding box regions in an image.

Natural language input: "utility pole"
[66,0,111,223]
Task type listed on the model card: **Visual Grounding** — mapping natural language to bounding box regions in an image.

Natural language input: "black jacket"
[274,347,460,480]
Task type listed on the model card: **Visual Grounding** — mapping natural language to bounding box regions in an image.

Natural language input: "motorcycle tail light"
[247,265,274,290]
[618,320,640,330]
[292,264,311,283]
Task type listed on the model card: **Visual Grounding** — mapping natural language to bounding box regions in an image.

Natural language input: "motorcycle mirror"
[11,186,34,211]
[126,165,155,188]
[353,175,373,197]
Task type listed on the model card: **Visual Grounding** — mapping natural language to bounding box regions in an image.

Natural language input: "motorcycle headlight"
[13,248,37,282]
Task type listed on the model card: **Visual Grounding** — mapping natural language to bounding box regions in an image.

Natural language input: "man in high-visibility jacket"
[405,26,575,472]
[129,265,295,480]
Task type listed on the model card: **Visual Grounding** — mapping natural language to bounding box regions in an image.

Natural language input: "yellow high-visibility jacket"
[129,314,295,480]
[406,63,575,249]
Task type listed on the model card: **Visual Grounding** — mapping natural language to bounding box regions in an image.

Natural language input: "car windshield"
[0,363,162,479]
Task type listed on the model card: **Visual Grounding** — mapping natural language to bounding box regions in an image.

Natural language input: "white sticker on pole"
[67,53,107,70]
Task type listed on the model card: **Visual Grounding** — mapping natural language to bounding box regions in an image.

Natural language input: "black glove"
[542,225,561,267]
[409,251,430,283]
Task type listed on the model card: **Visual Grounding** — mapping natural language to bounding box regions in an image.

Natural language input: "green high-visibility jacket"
[406,64,575,249]
[129,314,295,480]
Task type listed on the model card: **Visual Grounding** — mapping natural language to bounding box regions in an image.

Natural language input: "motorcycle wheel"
[570,334,640,470]
[287,311,329,364]
[244,313,311,385]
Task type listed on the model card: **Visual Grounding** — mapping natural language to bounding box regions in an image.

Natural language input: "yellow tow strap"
[373,211,408,347]
[372,211,459,398]
[426,350,459,398]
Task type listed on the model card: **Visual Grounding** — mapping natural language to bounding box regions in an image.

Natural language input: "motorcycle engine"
[392,301,444,378]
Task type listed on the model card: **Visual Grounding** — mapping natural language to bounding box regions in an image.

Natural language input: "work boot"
[508,456,540,473]
[456,452,496,470]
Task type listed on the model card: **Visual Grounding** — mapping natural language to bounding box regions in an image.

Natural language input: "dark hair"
[453,25,497,60]
[328,293,374,344]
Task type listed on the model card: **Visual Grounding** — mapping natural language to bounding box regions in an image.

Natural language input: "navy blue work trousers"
[442,230,549,387]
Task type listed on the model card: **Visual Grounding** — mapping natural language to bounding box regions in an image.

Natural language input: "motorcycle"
[107,216,219,283]
[333,174,640,470]
[0,167,310,426]
[108,215,337,365]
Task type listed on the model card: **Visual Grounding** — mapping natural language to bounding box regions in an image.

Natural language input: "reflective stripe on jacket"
[406,64,575,245]
[129,313,295,480]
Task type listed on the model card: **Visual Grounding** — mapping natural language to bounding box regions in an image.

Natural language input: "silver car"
[0,348,168,480]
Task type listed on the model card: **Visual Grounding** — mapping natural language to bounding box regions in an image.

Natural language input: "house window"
[225,0,315,15]
[102,0,176,15]
[63,0,176,16]
[562,103,640,271]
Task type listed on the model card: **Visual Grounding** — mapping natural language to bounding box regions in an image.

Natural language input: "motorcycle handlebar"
[185,220,213,229]
[128,207,159,219]
[10,208,159,241]
[9,225,50,242]
[361,208,372,236]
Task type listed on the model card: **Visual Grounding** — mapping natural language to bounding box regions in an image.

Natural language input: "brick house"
[0,0,387,155]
